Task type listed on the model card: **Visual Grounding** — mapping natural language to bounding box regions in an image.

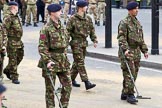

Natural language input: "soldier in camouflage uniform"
[44,0,59,24]
[63,0,70,25]
[88,0,98,24]
[3,1,24,84]
[66,1,98,90]
[38,4,72,108]
[117,2,148,104]
[25,0,38,27]
[0,23,7,81]
[96,0,105,26]
[20,0,27,25]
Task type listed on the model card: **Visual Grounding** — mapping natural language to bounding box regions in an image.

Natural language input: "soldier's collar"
[50,19,62,29]
[75,13,87,20]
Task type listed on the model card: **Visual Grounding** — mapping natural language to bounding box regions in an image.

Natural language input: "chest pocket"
[74,18,90,38]
[11,17,22,37]
[48,29,67,49]
[127,25,142,46]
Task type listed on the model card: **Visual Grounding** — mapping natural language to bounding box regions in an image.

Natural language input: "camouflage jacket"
[0,23,7,51]
[66,13,98,47]
[117,14,148,60]
[3,11,23,48]
[38,19,70,72]
[43,0,59,3]
[98,0,105,2]
[89,0,97,4]
[25,0,36,4]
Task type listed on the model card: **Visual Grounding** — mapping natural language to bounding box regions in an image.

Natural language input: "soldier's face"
[82,6,88,12]
[52,10,62,20]
[14,6,18,13]
[129,7,139,16]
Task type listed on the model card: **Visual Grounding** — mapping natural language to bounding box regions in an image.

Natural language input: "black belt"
[98,1,105,2]
[49,48,65,53]
[129,46,139,49]
[8,37,21,41]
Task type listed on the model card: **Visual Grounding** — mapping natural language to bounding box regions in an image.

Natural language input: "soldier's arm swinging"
[38,28,52,64]
[117,20,129,53]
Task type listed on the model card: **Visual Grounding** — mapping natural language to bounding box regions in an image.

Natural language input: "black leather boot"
[12,79,20,84]
[97,21,100,26]
[95,20,97,25]
[103,21,105,26]
[3,69,11,80]
[121,93,127,100]
[72,80,80,87]
[127,94,138,104]
[84,81,96,90]
[34,23,38,27]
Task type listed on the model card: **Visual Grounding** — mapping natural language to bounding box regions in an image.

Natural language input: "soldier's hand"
[47,61,55,69]
[124,50,130,56]
[2,46,6,53]
[125,49,133,56]
[144,53,148,59]
[94,43,97,48]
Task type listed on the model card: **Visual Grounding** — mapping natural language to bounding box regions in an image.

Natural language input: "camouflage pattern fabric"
[66,13,98,81]
[88,0,97,21]
[26,0,37,24]
[52,0,59,3]
[97,0,105,22]
[0,23,7,77]
[20,0,27,24]
[63,0,70,23]
[117,14,148,94]
[3,11,24,80]
[38,19,72,108]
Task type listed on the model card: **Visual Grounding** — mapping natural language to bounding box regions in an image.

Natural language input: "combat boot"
[103,21,105,26]
[121,93,127,100]
[26,23,30,27]
[97,21,100,26]
[22,21,25,26]
[12,79,20,84]
[3,69,11,80]
[84,81,96,90]
[72,80,80,87]
[34,23,38,27]
[127,94,138,104]
[64,21,66,25]
[95,20,97,25]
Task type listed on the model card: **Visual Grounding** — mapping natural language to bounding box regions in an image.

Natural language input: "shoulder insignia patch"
[40,34,46,40]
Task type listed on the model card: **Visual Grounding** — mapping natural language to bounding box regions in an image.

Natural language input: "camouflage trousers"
[21,5,27,23]
[63,3,70,22]
[4,47,24,80]
[97,2,105,21]
[70,46,88,81]
[26,4,37,24]
[88,4,97,21]
[42,69,72,108]
[121,60,140,94]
